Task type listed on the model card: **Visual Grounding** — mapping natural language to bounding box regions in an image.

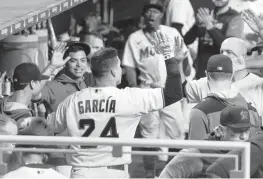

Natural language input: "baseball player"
[2,117,68,179]
[184,37,263,106]
[122,0,188,176]
[46,31,185,178]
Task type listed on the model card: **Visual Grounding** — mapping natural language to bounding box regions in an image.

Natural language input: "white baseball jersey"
[122,25,188,88]
[185,73,263,112]
[165,0,196,35]
[2,166,68,178]
[47,87,164,167]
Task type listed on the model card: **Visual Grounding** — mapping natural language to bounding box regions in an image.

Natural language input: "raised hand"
[0,71,6,83]
[242,9,263,34]
[50,42,70,68]
[173,36,188,61]
[152,30,174,59]
[197,8,215,30]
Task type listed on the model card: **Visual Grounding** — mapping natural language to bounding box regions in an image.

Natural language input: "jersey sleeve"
[125,88,164,114]
[47,94,73,134]
[122,34,140,68]
[185,80,204,103]
[159,148,203,178]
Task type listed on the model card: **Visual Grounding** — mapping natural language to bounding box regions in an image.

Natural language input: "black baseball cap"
[63,42,91,59]
[220,105,256,130]
[143,0,163,13]
[207,54,233,73]
[251,42,263,52]
[13,63,49,85]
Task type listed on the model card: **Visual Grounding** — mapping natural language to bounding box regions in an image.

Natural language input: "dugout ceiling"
[0,0,89,40]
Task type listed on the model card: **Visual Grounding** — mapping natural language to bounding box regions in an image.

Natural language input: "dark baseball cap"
[13,63,49,85]
[143,0,163,13]
[251,42,263,52]
[220,105,256,130]
[207,54,233,73]
[63,42,91,59]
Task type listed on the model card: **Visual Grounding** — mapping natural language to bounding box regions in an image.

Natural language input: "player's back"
[65,86,163,167]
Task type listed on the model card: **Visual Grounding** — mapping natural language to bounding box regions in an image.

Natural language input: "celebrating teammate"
[46,31,184,178]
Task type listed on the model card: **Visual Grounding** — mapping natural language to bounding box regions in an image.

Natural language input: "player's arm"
[183,78,206,103]
[206,139,263,178]
[128,32,184,113]
[188,108,209,140]
[46,94,73,133]
[122,35,140,87]
[159,148,203,178]
[183,25,199,45]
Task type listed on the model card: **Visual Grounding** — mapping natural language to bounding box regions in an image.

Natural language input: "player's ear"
[111,68,116,78]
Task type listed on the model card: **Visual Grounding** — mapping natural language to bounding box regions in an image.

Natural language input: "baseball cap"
[207,54,233,73]
[220,105,256,131]
[251,42,263,52]
[221,37,247,57]
[143,0,163,13]
[13,63,49,85]
[63,42,91,59]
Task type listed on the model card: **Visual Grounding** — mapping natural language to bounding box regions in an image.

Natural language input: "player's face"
[212,0,229,7]
[144,8,163,30]
[66,50,89,79]
[81,35,104,59]
[31,80,43,98]
[220,49,239,59]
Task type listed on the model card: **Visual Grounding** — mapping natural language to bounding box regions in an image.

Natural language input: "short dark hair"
[207,72,232,81]
[64,45,87,58]
[91,47,119,78]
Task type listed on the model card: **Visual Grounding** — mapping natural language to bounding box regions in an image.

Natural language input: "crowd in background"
[0,0,263,178]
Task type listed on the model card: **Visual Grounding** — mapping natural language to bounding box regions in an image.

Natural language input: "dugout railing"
[0,136,250,178]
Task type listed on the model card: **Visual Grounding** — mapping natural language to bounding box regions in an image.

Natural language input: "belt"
[107,164,125,170]
[73,164,128,172]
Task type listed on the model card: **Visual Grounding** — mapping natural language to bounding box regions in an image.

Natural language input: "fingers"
[54,42,67,53]
[0,71,6,80]
[64,56,71,63]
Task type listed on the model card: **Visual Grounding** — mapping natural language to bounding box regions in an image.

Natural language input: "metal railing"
[0,135,251,178]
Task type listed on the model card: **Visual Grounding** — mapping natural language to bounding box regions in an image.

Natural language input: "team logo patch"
[217,66,223,71]
[240,110,249,121]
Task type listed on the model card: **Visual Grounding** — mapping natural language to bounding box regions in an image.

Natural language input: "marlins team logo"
[240,110,249,121]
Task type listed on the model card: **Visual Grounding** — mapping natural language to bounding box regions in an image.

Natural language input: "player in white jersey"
[184,37,263,107]
[47,31,185,178]
[2,117,67,179]
[122,1,188,176]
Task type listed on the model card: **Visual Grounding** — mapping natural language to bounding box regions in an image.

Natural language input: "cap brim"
[228,123,257,129]
[39,75,50,81]
[143,4,163,13]
[251,43,263,52]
